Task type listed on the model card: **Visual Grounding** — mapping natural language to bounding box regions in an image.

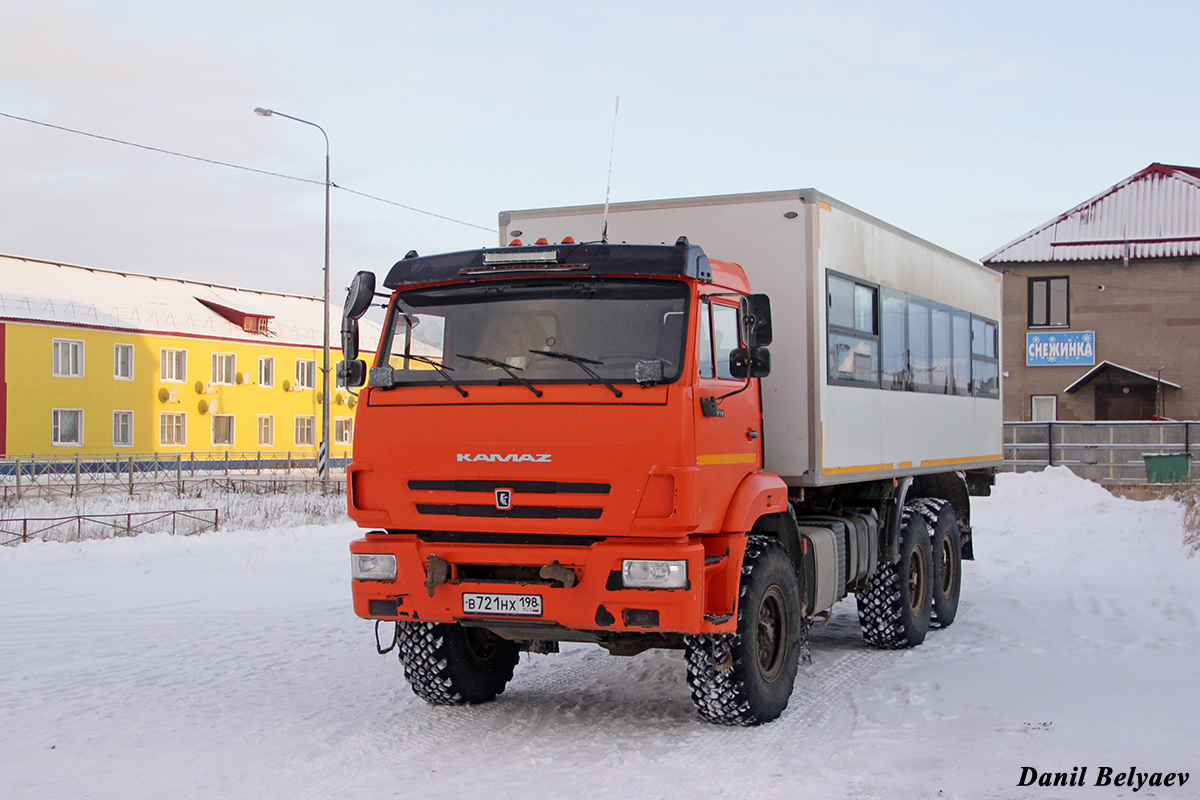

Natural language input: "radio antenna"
[601,95,620,243]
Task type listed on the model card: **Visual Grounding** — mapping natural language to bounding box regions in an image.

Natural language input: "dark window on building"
[1028,276,1069,327]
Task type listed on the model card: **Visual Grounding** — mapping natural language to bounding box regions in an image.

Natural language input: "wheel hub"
[756,585,788,682]
[908,551,927,616]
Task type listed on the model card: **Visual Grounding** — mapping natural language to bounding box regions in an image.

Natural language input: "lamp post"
[254,107,332,481]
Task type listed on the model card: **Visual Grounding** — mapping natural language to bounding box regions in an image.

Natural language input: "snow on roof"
[1063,360,1183,394]
[983,163,1200,265]
[0,252,375,349]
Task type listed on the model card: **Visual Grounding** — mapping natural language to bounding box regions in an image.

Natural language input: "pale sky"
[2,0,1197,300]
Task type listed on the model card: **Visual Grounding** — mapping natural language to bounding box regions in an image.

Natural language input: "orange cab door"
[692,296,762,531]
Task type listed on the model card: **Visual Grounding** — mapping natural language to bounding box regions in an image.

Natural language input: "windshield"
[377,278,689,388]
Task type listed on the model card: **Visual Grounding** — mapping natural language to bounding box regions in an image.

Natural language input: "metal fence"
[1,508,220,546]
[1004,421,1199,483]
[0,452,349,502]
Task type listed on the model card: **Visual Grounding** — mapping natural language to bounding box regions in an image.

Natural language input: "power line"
[0,110,497,233]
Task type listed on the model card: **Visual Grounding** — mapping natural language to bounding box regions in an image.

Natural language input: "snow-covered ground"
[2,467,1196,799]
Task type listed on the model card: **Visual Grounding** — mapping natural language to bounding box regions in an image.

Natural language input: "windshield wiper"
[456,354,544,397]
[400,354,469,397]
[530,349,623,398]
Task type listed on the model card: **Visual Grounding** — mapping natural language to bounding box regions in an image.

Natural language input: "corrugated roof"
[983,163,1200,265]
[0,252,386,351]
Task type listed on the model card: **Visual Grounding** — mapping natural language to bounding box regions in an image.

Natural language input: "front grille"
[411,530,605,546]
[409,479,610,494]
[409,476,610,520]
[416,504,602,519]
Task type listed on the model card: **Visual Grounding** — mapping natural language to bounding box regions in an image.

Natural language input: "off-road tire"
[857,506,933,649]
[914,497,962,628]
[396,621,520,705]
[684,536,802,726]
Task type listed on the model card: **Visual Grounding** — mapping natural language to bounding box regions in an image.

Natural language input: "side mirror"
[729,346,771,379]
[337,359,367,389]
[343,271,376,321]
[740,294,773,348]
[341,317,360,361]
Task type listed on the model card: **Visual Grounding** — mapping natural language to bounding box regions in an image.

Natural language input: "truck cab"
[344,238,779,647]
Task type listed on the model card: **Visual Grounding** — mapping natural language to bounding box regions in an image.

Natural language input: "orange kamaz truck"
[340,190,1003,725]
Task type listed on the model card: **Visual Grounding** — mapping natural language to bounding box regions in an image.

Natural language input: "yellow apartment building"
[0,253,372,460]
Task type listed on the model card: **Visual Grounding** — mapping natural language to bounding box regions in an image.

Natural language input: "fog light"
[621,559,687,589]
[352,553,397,581]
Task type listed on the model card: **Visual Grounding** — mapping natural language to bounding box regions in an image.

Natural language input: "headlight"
[621,559,687,589]
[351,553,397,581]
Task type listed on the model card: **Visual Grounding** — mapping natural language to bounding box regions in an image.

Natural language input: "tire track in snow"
[305,607,905,799]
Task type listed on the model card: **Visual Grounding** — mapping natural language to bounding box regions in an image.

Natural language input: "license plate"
[462,592,543,617]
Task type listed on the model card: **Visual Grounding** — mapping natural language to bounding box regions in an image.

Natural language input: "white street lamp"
[255,107,332,480]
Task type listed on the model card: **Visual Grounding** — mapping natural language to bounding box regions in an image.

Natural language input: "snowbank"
[1,468,1196,799]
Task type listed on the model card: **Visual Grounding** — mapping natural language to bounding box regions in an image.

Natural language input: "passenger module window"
[827,273,879,387]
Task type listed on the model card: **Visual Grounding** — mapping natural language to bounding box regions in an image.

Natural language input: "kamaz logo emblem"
[456,453,552,463]
[495,489,513,510]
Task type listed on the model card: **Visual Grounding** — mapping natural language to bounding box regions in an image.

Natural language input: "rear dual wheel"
[858,505,933,649]
[917,498,962,628]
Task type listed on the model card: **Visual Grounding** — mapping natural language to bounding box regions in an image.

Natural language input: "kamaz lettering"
[456,453,552,463]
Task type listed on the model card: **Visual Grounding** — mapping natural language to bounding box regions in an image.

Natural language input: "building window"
[161,348,187,382]
[212,353,236,385]
[335,417,354,444]
[52,409,83,445]
[827,273,880,387]
[52,339,84,378]
[212,414,235,446]
[160,412,186,446]
[1031,395,1057,422]
[113,344,134,380]
[259,356,275,388]
[112,410,134,447]
[258,415,274,446]
[295,359,317,390]
[243,316,271,334]
[295,415,315,446]
[1028,276,1069,328]
[971,318,1000,398]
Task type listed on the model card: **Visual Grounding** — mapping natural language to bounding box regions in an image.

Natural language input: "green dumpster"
[1143,453,1192,484]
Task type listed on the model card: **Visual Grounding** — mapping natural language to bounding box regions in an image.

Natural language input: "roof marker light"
[535,238,549,245]
[508,238,523,246]
[482,249,561,265]
[562,236,575,244]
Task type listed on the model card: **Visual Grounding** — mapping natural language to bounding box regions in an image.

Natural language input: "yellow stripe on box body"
[920,455,1004,468]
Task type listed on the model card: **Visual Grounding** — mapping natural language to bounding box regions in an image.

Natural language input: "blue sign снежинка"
[1026,331,1096,367]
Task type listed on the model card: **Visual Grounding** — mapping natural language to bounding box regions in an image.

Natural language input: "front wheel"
[684,536,802,726]
[396,622,520,705]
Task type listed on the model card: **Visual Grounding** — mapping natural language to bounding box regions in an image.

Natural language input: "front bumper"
[350,531,747,637]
